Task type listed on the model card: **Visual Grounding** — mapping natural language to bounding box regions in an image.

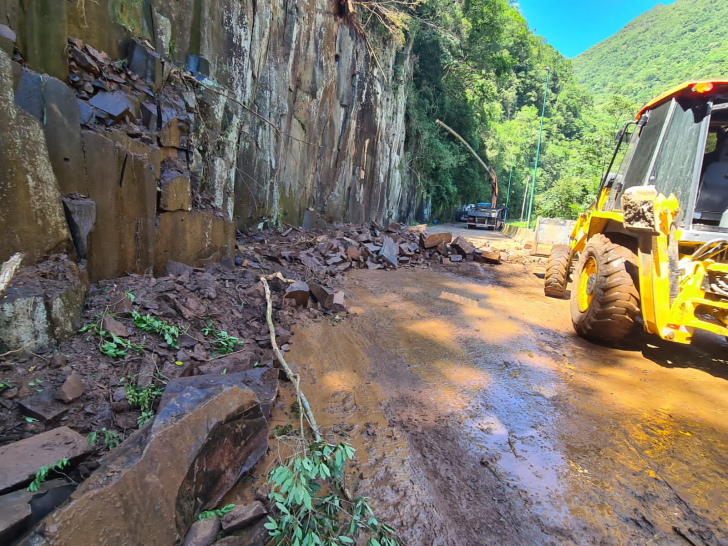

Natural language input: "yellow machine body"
[555,81,728,345]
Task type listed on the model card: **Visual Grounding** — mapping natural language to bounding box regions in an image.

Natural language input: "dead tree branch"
[261,275,322,442]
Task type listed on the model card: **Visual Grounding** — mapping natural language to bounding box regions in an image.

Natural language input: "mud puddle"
[283,263,728,545]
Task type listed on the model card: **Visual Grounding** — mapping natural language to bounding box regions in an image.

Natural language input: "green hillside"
[572,0,728,106]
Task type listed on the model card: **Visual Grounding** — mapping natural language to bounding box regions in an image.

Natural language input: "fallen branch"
[0,253,23,301]
[261,276,321,442]
[0,342,36,358]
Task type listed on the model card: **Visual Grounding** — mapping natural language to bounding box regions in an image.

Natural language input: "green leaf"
[339,537,354,544]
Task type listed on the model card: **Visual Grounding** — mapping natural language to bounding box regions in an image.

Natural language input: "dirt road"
[285,225,728,545]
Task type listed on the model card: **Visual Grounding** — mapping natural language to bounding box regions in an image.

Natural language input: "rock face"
[0,50,74,265]
[27,385,269,545]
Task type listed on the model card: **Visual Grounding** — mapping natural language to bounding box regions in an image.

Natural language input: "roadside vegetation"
[357,0,721,225]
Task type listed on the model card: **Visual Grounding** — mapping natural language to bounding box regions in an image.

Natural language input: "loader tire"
[570,234,640,343]
[544,244,571,298]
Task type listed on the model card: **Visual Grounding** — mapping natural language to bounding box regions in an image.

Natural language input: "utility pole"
[504,166,513,221]
[520,175,530,222]
[527,66,551,228]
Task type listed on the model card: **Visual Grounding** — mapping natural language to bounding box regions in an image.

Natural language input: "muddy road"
[285,227,728,545]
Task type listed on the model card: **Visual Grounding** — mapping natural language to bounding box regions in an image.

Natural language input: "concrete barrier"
[501,224,535,244]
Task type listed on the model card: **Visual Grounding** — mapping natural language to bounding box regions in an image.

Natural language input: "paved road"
[285,229,728,545]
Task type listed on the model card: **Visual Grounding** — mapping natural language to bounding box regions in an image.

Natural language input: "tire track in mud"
[287,260,728,545]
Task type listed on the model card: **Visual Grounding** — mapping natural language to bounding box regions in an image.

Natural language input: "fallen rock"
[167,260,195,277]
[109,292,134,315]
[0,427,92,494]
[345,246,361,261]
[283,281,310,306]
[449,255,463,262]
[403,224,427,234]
[49,354,67,369]
[184,515,221,546]
[0,479,73,544]
[102,315,128,338]
[451,236,475,256]
[18,391,70,423]
[88,91,133,123]
[308,283,336,308]
[55,374,84,403]
[420,231,452,249]
[379,236,398,268]
[158,368,279,418]
[480,250,502,264]
[220,501,267,533]
[26,386,268,544]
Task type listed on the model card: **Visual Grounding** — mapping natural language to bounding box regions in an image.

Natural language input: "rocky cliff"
[0,0,416,278]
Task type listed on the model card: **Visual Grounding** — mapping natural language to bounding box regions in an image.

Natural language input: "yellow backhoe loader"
[544,81,728,344]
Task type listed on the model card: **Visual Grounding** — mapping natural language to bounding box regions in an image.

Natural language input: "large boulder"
[158,369,279,418]
[0,256,86,354]
[26,385,269,545]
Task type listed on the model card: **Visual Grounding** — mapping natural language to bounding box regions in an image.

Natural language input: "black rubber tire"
[544,244,571,298]
[570,233,640,343]
[467,224,474,229]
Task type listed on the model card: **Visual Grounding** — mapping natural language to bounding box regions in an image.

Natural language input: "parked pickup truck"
[467,203,502,230]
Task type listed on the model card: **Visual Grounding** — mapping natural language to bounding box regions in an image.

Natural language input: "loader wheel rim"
[578,256,597,313]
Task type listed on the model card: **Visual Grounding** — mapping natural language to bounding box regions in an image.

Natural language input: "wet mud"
[285,257,728,545]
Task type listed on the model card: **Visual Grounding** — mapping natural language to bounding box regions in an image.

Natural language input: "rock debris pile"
[0,222,507,544]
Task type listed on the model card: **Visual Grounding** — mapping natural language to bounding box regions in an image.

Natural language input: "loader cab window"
[693,102,728,228]
[611,101,671,209]
[651,99,710,225]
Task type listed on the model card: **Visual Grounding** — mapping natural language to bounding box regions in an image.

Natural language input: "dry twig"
[261,276,321,442]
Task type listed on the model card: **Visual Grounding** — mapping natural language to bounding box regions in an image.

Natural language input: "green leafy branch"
[202,319,243,355]
[79,318,143,358]
[121,376,164,427]
[198,504,236,520]
[131,311,180,348]
[87,428,121,450]
[265,442,403,546]
[28,458,70,492]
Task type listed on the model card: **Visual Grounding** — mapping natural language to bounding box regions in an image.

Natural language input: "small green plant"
[131,311,180,348]
[87,428,121,450]
[198,504,236,520]
[121,376,164,427]
[0,381,12,389]
[265,443,402,546]
[80,318,143,358]
[273,424,293,437]
[124,291,136,303]
[24,416,38,423]
[202,319,243,355]
[28,458,70,492]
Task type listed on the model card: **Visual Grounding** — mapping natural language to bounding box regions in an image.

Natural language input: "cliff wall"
[0,0,417,277]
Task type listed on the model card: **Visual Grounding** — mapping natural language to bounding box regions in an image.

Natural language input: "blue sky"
[517,0,678,58]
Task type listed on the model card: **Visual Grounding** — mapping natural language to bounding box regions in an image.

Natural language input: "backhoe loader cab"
[544,81,728,345]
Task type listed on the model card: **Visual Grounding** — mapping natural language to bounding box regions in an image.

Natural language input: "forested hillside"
[380,0,631,223]
[573,0,728,105]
